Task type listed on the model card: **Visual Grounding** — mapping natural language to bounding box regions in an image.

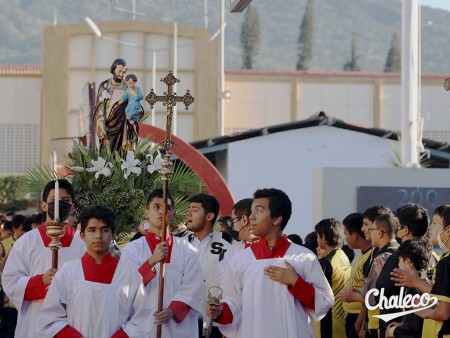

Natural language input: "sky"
[420,0,450,12]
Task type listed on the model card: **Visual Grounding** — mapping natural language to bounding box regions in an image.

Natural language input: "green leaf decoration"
[21,138,204,234]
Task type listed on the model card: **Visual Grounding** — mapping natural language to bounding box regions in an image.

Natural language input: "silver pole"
[204,0,208,28]
[173,22,178,135]
[401,0,420,167]
[219,0,225,136]
[152,51,156,126]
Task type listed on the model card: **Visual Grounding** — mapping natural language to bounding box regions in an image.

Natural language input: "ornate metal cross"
[144,71,194,338]
[145,71,195,151]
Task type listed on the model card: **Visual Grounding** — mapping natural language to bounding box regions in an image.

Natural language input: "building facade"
[224,70,450,144]
[0,65,41,174]
[40,19,219,168]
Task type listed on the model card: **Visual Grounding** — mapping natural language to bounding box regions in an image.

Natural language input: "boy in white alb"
[37,205,152,338]
[207,188,334,338]
[121,189,202,338]
[185,193,231,338]
[2,179,86,338]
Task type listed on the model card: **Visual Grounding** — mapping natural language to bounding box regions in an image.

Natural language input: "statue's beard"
[113,74,123,83]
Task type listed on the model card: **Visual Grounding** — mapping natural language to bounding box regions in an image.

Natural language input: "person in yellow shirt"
[0,215,25,263]
[315,218,351,338]
[338,213,372,338]
[0,214,26,338]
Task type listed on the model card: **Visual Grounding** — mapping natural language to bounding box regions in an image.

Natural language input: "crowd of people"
[0,178,449,338]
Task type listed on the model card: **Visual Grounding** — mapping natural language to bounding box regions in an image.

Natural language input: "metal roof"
[0,64,42,77]
[191,112,450,167]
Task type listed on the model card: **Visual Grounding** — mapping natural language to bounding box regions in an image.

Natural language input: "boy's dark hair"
[342,212,365,238]
[189,193,220,224]
[342,244,355,263]
[23,216,34,232]
[12,214,26,229]
[110,58,127,75]
[146,189,175,208]
[362,205,392,223]
[442,206,450,228]
[253,188,292,230]
[434,205,450,218]
[3,221,13,231]
[42,179,75,204]
[221,231,233,244]
[287,234,303,246]
[6,210,15,217]
[374,213,399,238]
[303,231,318,256]
[79,205,116,233]
[397,237,432,271]
[233,198,253,218]
[395,203,429,237]
[315,218,344,248]
[218,215,232,224]
[125,74,137,82]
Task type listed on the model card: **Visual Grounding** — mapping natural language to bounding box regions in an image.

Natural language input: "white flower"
[121,151,142,179]
[86,157,113,179]
[71,166,85,172]
[100,90,111,101]
[146,150,164,174]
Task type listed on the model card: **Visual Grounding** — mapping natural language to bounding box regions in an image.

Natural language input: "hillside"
[1,0,450,73]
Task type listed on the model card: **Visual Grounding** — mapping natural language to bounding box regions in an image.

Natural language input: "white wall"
[224,80,292,133]
[226,125,401,238]
[297,82,374,125]
[0,77,41,174]
[225,76,450,143]
[0,77,41,124]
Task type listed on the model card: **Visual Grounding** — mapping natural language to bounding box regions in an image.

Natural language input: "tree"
[240,5,260,69]
[0,176,28,212]
[296,0,314,70]
[384,33,401,72]
[343,33,361,71]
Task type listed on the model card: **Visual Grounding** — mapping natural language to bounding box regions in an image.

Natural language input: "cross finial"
[145,71,195,152]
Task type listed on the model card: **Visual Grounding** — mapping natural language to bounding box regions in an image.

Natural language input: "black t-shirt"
[430,253,450,335]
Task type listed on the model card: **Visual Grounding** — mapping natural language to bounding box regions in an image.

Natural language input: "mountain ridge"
[1,0,449,73]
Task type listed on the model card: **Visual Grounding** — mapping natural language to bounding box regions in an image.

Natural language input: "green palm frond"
[169,162,203,193]
[21,138,204,234]
[384,136,431,168]
[20,164,61,195]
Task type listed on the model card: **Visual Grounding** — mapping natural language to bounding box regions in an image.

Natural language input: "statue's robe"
[94,79,143,153]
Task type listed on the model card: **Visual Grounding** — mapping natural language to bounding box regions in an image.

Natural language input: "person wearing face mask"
[373,203,430,338]
[217,199,258,283]
[1,179,86,338]
[390,205,449,293]
[416,205,450,338]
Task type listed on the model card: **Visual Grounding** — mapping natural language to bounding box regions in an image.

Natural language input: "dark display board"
[357,186,450,215]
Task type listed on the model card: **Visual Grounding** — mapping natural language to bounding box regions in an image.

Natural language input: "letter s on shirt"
[210,242,227,261]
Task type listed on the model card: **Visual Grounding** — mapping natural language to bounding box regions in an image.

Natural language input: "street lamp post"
[219,0,225,136]
[401,0,420,168]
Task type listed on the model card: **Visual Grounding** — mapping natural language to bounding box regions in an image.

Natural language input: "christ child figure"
[120,74,144,123]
